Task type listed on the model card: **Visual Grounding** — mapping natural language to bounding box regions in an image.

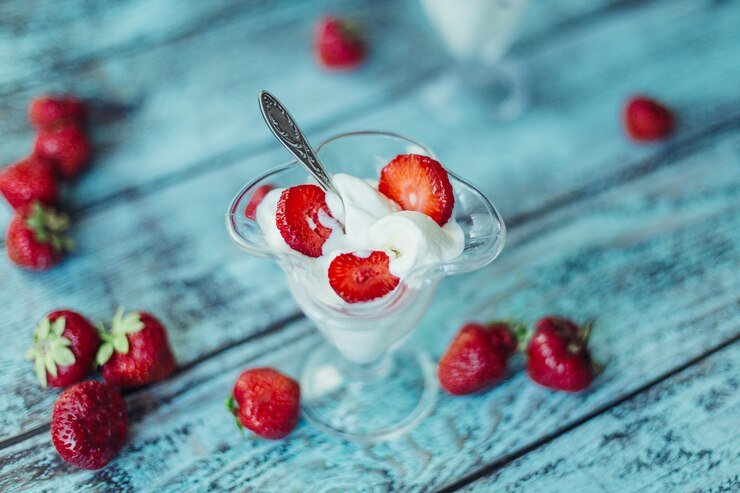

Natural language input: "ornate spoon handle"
[259,91,339,197]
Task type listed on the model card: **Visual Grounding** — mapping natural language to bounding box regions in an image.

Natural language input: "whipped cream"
[255,173,464,303]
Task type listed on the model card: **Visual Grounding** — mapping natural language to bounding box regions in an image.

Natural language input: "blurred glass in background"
[420,0,529,122]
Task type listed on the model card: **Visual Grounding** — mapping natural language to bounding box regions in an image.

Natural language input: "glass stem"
[339,352,394,381]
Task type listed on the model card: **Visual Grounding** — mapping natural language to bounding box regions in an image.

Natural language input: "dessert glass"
[227,131,505,442]
[420,0,529,121]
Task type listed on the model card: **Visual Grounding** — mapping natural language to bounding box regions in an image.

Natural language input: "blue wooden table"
[1,0,738,491]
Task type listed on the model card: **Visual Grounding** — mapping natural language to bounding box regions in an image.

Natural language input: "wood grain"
[0,0,661,216]
[0,0,738,444]
[0,125,737,491]
[460,343,739,493]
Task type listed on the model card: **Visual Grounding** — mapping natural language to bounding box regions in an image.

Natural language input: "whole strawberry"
[51,380,128,470]
[26,310,100,388]
[226,367,300,439]
[34,123,92,179]
[526,316,596,392]
[438,322,518,395]
[315,16,366,70]
[29,95,86,129]
[97,308,176,388]
[6,202,74,270]
[0,157,58,209]
[624,96,675,141]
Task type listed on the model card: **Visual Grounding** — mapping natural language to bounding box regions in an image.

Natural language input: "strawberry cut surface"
[244,184,274,220]
[276,184,334,257]
[328,250,400,303]
[378,154,454,226]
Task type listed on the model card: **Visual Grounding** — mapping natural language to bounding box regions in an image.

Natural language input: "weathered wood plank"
[338,0,740,220]
[1,123,737,491]
[0,0,738,441]
[0,0,443,209]
[1,0,708,218]
[460,343,740,493]
[1,0,281,86]
[0,144,301,439]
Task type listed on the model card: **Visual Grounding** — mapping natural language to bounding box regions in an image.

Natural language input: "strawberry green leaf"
[35,357,47,388]
[25,347,37,360]
[111,308,145,335]
[113,334,129,354]
[37,318,51,340]
[44,352,57,378]
[52,346,75,367]
[224,396,244,433]
[56,337,72,347]
[224,395,238,415]
[96,342,114,366]
[50,235,63,252]
[52,317,66,336]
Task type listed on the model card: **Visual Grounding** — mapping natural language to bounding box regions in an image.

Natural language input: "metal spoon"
[259,91,341,199]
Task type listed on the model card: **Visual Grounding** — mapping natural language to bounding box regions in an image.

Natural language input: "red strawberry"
[526,316,596,392]
[624,96,675,141]
[0,157,58,209]
[26,310,100,388]
[378,154,455,226]
[315,16,366,70]
[244,184,274,220]
[51,380,128,470]
[97,308,176,388]
[34,123,92,179]
[29,95,86,129]
[328,250,400,303]
[6,202,74,270]
[276,184,335,257]
[226,367,300,440]
[438,322,517,395]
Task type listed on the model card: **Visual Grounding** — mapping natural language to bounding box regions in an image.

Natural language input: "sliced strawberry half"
[378,154,454,226]
[276,184,334,257]
[244,184,274,220]
[328,251,400,303]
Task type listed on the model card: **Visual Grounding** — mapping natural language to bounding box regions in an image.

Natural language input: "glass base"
[301,343,437,442]
[420,60,528,123]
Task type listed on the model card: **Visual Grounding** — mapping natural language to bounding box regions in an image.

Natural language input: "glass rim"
[225,130,506,317]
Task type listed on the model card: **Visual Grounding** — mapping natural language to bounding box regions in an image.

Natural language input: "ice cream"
[255,173,464,304]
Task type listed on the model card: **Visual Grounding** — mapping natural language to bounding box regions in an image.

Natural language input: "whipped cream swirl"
[255,173,464,303]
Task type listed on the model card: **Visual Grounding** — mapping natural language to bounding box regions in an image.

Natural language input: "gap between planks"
[0,0,660,229]
[0,117,737,452]
[0,0,309,93]
[437,332,740,493]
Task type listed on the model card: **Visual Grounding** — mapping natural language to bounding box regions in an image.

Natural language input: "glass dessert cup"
[227,131,505,442]
[420,0,529,122]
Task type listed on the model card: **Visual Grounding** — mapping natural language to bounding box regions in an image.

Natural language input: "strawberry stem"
[224,395,244,434]
[580,320,594,345]
[498,319,530,352]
